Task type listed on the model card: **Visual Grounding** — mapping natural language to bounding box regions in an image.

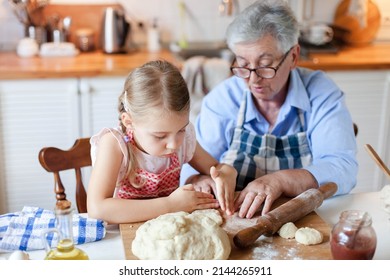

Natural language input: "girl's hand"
[211,165,237,216]
[187,174,215,194]
[167,184,219,213]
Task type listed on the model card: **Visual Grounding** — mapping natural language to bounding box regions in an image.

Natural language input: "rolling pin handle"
[318,182,338,199]
[233,217,273,249]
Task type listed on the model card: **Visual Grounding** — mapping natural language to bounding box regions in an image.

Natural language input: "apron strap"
[236,91,247,127]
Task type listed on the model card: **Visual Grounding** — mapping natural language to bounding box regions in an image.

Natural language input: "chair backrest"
[38,138,91,213]
[353,123,358,137]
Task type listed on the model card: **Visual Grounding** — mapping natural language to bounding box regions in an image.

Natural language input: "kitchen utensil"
[147,18,161,52]
[52,29,64,43]
[76,28,95,52]
[300,23,334,46]
[219,0,235,16]
[25,25,46,45]
[62,16,72,42]
[178,1,188,49]
[39,42,79,57]
[333,0,381,46]
[9,0,48,27]
[364,144,390,180]
[16,37,39,57]
[233,182,337,248]
[101,7,130,53]
[9,0,31,25]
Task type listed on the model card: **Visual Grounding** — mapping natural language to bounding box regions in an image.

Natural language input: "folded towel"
[0,206,106,252]
[181,56,231,123]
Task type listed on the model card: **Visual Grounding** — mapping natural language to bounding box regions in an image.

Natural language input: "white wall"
[1,0,389,51]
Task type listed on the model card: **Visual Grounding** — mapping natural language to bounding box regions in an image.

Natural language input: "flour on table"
[131,209,231,260]
[278,222,298,239]
[295,227,323,245]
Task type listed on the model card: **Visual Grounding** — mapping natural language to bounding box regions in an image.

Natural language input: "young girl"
[87,60,237,224]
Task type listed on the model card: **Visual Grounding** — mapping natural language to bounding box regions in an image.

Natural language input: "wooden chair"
[353,123,358,137]
[38,138,91,213]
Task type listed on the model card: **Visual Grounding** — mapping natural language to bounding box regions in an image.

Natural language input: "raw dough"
[380,185,390,213]
[131,209,231,260]
[278,222,298,239]
[295,227,323,245]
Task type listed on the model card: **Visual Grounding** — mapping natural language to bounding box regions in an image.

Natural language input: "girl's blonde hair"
[117,60,190,186]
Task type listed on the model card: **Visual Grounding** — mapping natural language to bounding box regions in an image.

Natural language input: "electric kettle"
[101,7,130,53]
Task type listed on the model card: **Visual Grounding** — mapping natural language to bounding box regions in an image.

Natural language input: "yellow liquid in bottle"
[44,239,89,260]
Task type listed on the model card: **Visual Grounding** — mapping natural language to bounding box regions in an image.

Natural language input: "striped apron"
[222,92,312,190]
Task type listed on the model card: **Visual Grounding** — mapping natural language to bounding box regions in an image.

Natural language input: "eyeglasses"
[230,47,294,79]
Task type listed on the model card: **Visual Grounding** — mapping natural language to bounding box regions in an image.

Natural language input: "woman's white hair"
[226,0,299,53]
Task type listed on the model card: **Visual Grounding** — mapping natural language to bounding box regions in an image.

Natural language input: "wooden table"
[120,206,333,260]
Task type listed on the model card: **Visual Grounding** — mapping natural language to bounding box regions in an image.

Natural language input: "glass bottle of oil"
[42,201,89,260]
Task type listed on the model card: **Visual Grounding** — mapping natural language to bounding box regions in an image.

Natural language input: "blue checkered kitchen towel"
[0,206,106,252]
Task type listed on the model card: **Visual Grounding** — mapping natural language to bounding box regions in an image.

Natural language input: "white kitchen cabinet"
[78,76,126,199]
[79,76,126,137]
[0,76,127,214]
[0,78,80,213]
[326,70,390,193]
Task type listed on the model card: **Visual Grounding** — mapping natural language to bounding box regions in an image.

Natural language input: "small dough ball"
[295,227,323,245]
[278,222,298,239]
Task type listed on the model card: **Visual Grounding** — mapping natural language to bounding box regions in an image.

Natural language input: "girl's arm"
[189,142,237,215]
[87,133,218,224]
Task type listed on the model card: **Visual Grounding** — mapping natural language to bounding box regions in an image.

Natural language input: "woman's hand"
[233,169,318,219]
[233,175,283,219]
[167,184,219,213]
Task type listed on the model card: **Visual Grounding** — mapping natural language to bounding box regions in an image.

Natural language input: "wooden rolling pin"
[233,182,337,248]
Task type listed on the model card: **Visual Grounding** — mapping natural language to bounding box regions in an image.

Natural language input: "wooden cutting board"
[120,199,333,260]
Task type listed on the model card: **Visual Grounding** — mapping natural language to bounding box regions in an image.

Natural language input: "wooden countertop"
[1,42,390,80]
[0,49,179,80]
[298,42,390,71]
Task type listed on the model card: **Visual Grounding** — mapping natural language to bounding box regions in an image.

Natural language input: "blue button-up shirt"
[181,67,358,195]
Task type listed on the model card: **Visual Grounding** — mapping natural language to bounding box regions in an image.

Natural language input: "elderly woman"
[181,0,357,218]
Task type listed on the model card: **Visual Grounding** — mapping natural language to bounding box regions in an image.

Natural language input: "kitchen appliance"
[101,7,130,54]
